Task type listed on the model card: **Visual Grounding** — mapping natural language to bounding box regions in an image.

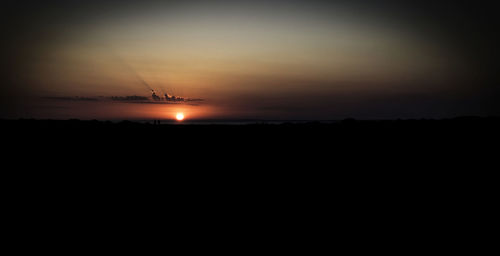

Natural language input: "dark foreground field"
[2,117,496,247]
[3,117,499,160]
[3,116,500,142]
[4,116,497,187]
[3,117,498,176]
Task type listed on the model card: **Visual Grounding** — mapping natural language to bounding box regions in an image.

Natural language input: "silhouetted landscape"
[3,116,496,254]
[4,116,498,197]
[5,116,500,147]
[2,2,498,250]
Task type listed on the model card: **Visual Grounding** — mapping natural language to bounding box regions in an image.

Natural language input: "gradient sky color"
[2,0,499,120]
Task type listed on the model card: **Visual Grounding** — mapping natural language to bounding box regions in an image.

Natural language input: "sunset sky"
[2,0,499,120]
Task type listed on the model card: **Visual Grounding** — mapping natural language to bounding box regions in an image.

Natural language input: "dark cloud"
[42,95,204,105]
[109,96,149,101]
[43,96,100,101]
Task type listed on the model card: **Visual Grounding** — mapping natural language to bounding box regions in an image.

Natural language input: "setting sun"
[176,113,185,121]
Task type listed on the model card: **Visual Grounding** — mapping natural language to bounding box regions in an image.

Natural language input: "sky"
[1,0,499,120]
